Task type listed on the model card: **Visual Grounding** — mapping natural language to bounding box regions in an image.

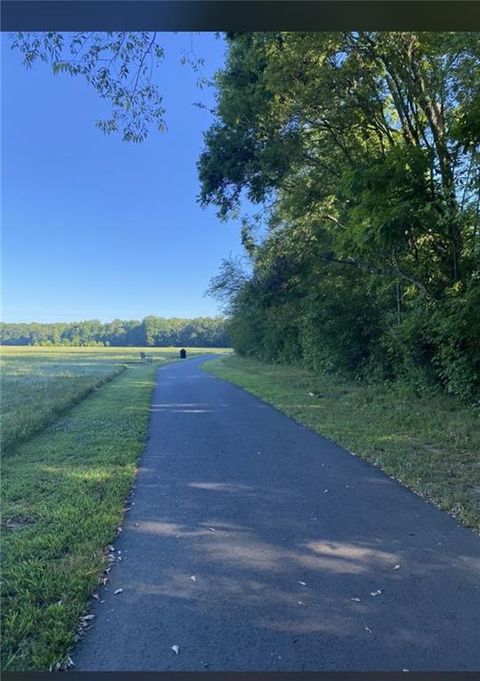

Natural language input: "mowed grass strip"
[1,361,162,671]
[0,347,227,456]
[0,349,127,455]
[204,355,480,532]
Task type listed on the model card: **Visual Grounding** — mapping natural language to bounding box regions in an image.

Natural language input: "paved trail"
[74,356,480,671]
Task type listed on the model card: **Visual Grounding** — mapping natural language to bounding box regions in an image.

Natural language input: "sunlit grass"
[0,345,230,671]
[1,362,159,671]
[204,355,480,532]
[0,346,228,455]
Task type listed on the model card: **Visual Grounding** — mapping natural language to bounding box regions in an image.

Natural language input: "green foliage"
[429,278,480,399]
[0,316,230,348]
[201,32,480,400]
[10,32,167,143]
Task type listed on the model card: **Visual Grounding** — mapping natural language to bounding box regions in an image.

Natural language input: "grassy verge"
[204,355,480,532]
[0,347,228,455]
[0,353,125,456]
[1,361,163,671]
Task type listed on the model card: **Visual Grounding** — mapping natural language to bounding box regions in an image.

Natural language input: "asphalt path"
[73,355,480,671]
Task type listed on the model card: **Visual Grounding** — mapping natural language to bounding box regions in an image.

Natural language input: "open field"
[0,346,229,671]
[204,355,480,532]
[0,346,228,456]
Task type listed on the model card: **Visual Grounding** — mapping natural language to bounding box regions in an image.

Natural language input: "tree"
[9,31,207,142]
[202,32,480,397]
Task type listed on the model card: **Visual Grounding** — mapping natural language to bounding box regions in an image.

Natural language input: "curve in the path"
[73,355,480,671]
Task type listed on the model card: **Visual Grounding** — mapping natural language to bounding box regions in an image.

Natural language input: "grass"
[0,346,227,456]
[204,354,480,533]
[0,346,229,671]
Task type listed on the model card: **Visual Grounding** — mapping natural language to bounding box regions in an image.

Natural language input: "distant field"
[1,345,229,671]
[0,346,228,455]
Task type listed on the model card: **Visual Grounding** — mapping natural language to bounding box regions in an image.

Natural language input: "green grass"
[0,346,229,671]
[0,346,228,456]
[204,354,480,532]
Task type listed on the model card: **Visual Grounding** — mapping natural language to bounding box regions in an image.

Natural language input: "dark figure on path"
[180,348,187,359]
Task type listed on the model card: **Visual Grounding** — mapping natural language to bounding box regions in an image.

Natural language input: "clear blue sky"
[1,32,245,323]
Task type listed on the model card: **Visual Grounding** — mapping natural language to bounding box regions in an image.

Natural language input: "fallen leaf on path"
[364,626,373,633]
[298,601,306,605]
[350,597,361,602]
[92,593,100,601]
[299,581,307,586]
[208,527,216,532]
[190,576,196,582]
[80,615,95,621]
[107,545,115,552]
[394,564,401,570]
[370,589,383,597]
[134,523,139,527]
[323,489,329,494]
[114,588,123,595]
[171,645,180,655]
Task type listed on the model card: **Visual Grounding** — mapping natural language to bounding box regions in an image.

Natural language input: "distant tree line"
[200,32,480,400]
[0,317,230,347]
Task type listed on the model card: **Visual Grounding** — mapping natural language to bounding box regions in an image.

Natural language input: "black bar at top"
[1,1,480,32]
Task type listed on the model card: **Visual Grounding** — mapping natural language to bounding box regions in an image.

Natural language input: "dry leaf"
[298,601,305,605]
[190,576,196,582]
[208,527,216,532]
[299,581,307,586]
[114,588,123,595]
[323,489,329,494]
[171,645,180,655]
[370,589,383,597]
[394,564,401,570]
[80,615,95,621]
[92,593,100,601]
[364,625,373,633]
[350,597,361,602]
[107,545,115,552]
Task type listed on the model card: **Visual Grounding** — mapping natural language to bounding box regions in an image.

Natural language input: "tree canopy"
[0,317,229,348]
[199,32,480,398]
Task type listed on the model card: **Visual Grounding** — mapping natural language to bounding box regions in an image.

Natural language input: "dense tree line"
[200,32,480,399]
[0,317,229,347]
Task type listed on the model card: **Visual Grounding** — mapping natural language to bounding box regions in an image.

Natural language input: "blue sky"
[1,32,245,323]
